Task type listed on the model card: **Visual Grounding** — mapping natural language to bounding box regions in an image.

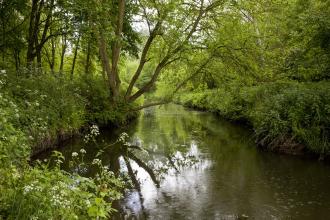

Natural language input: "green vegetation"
[1,0,330,218]
[177,82,330,155]
[160,0,330,156]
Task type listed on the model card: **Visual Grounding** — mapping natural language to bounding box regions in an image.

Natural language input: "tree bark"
[50,25,55,73]
[13,49,20,71]
[26,0,55,68]
[98,33,113,89]
[97,0,125,101]
[125,21,162,100]
[110,0,125,99]
[26,0,41,67]
[85,38,91,74]
[127,0,210,103]
[70,35,80,79]
[59,34,67,73]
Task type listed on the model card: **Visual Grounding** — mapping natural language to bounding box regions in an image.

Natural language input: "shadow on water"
[38,104,330,220]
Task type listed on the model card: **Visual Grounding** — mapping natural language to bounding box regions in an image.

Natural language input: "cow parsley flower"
[92,159,101,165]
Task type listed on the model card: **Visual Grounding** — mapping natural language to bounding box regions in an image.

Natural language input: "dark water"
[42,104,330,219]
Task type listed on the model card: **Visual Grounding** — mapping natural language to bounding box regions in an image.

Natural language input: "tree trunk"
[59,34,67,73]
[85,39,91,74]
[111,0,125,99]
[97,0,125,102]
[26,0,41,67]
[126,0,208,103]
[50,25,55,73]
[14,49,20,71]
[125,21,162,100]
[36,36,42,70]
[98,33,113,90]
[70,35,80,79]
[26,0,54,68]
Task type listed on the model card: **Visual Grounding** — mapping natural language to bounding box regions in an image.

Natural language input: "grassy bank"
[177,82,330,158]
[0,70,138,219]
[1,71,138,154]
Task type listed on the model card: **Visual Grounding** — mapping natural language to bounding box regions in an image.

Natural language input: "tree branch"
[127,0,222,104]
[125,20,163,100]
[172,56,214,95]
[131,100,171,111]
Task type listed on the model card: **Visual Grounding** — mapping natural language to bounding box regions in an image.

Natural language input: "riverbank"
[1,72,139,155]
[176,81,330,159]
[0,72,137,219]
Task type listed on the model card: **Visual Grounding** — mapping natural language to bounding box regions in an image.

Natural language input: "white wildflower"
[90,125,100,136]
[72,152,78,157]
[92,158,101,165]
[79,148,86,154]
[118,132,129,142]
[23,185,34,194]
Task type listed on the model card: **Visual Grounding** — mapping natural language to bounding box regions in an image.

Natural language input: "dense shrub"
[251,82,330,154]
[0,152,124,220]
[0,92,29,167]
[0,70,137,219]
[178,82,330,155]
[0,71,140,153]
[4,74,86,151]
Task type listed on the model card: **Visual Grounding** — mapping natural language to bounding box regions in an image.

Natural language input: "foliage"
[0,153,124,219]
[0,70,137,151]
[0,123,125,219]
[0,92,29,167]
[1,0,330,218]
[178,82,330,155]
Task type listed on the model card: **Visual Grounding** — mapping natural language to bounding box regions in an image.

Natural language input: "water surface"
[48,104,330,219]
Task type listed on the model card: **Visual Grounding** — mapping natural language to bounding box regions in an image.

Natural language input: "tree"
[26,0,55,68]
[96,0,223,107]
[0,0,28,70]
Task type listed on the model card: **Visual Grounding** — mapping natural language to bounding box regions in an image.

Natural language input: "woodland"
[0,0,329,219]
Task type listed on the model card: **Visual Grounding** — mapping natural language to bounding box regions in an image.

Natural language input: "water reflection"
[42,104,330,219]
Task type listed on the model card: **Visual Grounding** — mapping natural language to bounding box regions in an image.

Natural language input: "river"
[42,104,330,219]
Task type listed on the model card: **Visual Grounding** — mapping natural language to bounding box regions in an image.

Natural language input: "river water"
[46,104,330,219]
